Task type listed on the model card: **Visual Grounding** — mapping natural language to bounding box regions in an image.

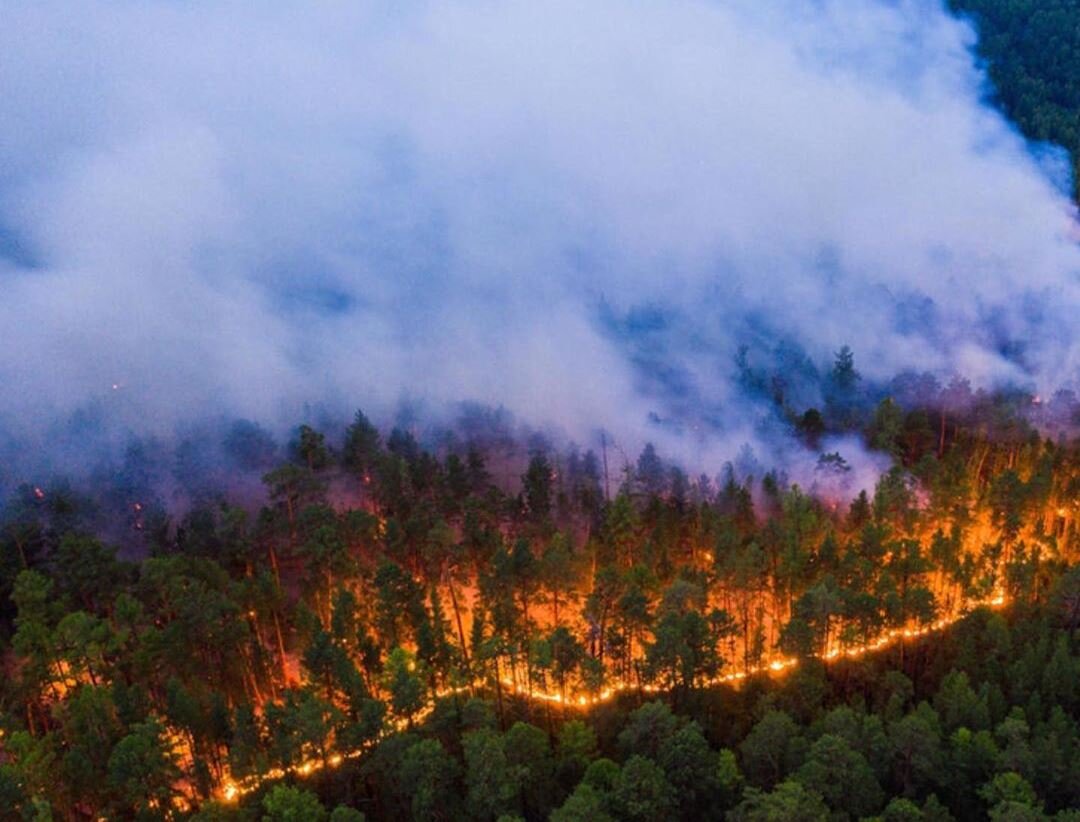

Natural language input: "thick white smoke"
[0,0,1077,477]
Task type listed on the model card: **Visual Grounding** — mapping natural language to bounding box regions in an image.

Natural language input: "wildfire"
[218,747,371,803]
[213,591,1008,805]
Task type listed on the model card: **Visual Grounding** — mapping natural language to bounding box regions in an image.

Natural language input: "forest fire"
[3,399,1078,818]
[214,589,1008,803]
[4,0,1080,816]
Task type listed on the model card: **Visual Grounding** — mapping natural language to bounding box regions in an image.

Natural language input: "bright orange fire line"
[216,591,1007,803]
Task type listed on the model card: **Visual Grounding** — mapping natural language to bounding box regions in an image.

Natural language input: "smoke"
[0,0,1077,485]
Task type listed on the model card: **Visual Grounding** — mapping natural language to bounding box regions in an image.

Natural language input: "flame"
[213,591,1009,804]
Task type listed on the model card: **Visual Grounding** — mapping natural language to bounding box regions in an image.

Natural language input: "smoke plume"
[1,0,1077,484]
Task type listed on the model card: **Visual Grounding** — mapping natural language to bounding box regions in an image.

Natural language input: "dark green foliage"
[948,0,1080,200]
[262,784,329,821]
[740,710,805,789]
[729,780,831,822]
[399,738,461,821]
[1,385,1079,820]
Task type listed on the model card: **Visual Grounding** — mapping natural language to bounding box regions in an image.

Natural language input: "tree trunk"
[268,543,282,588]
[272,610,290,684]
[12,534,27,569]
[493,656,506,728]
[447,580,471,669]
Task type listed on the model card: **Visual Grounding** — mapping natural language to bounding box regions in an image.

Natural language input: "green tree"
[793,733,883,819]
[293,425,331,471]
[329,808,366,822]
[934,670,989,733]
[740,710,804,789]
[617,701,680,761]
[399,738,461,821]
[889,706,945,797]
[610,755,676,822]
[381,648,427,726]
[556,720,598,789]
[657,722,721,820]
[947,0,1080,200]
[636,444,666,497]
[504,721,556,819]
[717,748,746,811]
[342,409,382,478]
[262,785,329,822]
[463,728,518,821]
[879,797,924,822]
[539,534,578,626]
[979,772,1043,821]
[826,345,862,430]
[550,783,614,822]
[729,780,831,822]
[870,399,906,460]
[644,579,722,697]
[106,718,181,818]
[522,452,553,525]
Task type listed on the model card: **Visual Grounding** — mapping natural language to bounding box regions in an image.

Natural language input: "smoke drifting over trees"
[0,0,1078,476]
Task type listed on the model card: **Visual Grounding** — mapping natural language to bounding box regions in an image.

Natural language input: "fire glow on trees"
[3,399,1078,817]
[215,588,1008,804]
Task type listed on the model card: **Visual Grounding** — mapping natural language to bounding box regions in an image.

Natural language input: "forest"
[3,0,1080,819]
[948,0,1080,199]
[1,348,1079,820]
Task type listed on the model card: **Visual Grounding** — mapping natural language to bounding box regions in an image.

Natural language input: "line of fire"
[2,387,1079,818]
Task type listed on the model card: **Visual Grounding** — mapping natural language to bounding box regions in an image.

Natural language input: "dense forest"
[948,0,1080,199]
[3,0,1079,820]
[1,347,1079,820]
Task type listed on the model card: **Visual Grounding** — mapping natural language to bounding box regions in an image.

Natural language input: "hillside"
[948,0,1080,199]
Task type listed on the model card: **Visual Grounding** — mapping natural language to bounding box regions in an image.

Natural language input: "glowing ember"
[212,592,1009,804]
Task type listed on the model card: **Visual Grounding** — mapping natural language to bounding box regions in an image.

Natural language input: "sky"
[0,0,1078,478]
